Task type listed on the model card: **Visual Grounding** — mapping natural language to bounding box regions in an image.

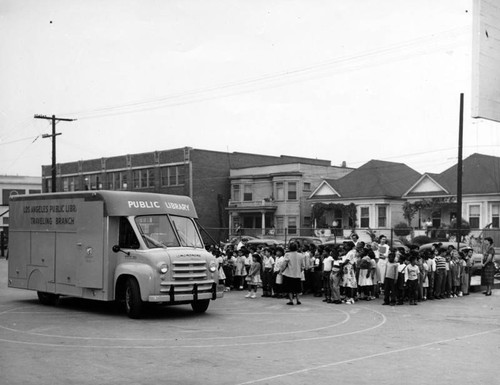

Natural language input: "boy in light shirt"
[405,255,420,305]
[383,252,398,306]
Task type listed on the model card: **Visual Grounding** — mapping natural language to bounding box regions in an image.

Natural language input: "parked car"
[322,239,350,249]
[391,239,410,252]
[221,235,258,251]
[418,242,483,273]
[288,236,323,249]
[245,238,284,249]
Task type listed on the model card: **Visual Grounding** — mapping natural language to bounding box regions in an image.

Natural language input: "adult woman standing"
[481,237,496,296]
[280,242,305,305]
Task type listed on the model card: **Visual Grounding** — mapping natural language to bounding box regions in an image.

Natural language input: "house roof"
[321,159,421,199]
[407,153,500,196]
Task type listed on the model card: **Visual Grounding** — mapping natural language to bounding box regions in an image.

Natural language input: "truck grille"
[159,260,213,294]
[172,260,207,280]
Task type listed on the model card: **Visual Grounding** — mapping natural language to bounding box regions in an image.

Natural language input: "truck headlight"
[158,263,168,274]
[209,261,217,272]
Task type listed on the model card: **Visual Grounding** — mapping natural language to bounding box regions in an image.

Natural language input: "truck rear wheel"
[37,291,60,306]
[124,278,143,319]
[191,299,210,313]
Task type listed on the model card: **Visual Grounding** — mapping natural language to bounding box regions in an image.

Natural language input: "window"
[120,172,128,189]
[378,206,387,228]
[432,211,441,228]
[469,205,480,229]
[83,174,98,190]
[303,216,311,228]
[141,170,148,188]
[276,182,284,201]
[133,170,141,189]
[170,215,204,248]
[243,185,252,201]
[492,204,500,228]
[232,184,241,201]
[177,166,185,186]
[118,217,140,249]
[160,166,184,187]
[45,178,52,192]
[135,215,180,248]
[63,177,76,192]
[360,207,369,228]
[288,216,297,235]
[168,167,177,186]
[303,182,311,191]
[276,216,284,235]
[107,172,118,190]
[288,182,297,200]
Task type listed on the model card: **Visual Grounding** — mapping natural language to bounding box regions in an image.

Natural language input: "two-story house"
[227,162,352,238]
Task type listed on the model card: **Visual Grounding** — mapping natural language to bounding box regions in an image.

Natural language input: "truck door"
[75,201,104,289]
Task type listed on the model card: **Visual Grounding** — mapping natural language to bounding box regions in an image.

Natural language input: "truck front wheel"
[124,278,143,319]
[191,299,210,313]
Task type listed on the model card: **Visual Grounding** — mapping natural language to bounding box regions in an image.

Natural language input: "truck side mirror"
[112,245,130,256]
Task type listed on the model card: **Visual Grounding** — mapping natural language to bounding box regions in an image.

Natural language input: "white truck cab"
[8,191,223,318]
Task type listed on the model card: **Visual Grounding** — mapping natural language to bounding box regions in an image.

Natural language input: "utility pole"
[456,93,464,247]
[34,114,76,192]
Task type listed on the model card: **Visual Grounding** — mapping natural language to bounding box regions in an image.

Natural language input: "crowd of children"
[211,234,493,306]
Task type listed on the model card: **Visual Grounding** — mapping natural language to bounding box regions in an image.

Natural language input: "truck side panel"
[31,232,55,281]
[8,231,30,285]
[75,201,104,289]
[55,232,78,290]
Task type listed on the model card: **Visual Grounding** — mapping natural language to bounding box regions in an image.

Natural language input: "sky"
[1,0,499,177]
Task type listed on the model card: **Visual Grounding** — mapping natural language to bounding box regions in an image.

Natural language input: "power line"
[61,26,470,120]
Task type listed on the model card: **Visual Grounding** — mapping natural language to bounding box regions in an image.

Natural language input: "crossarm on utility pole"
[34,114,76,192]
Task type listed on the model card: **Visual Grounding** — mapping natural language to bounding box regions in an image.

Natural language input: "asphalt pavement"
[0,257,499,385]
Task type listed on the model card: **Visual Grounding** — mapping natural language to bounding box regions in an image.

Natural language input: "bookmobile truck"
[8,191,223,318]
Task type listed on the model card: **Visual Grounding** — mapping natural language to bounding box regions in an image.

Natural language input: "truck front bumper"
[148,283,224,303]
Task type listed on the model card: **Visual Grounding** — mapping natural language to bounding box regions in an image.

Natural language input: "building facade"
[403,153,500,242]
[309,154,500,244]
[228,162,353,238]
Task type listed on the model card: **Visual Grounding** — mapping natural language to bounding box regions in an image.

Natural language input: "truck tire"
[37,291,60,306]
[124,277,143,319]
[191,299,210,313]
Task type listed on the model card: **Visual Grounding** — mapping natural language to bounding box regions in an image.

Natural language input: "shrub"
[449,219,471,238]
[412,235,432,246]
[394,222,412,236]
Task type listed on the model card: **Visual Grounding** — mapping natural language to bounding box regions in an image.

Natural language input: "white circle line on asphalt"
[0,306,351,341]
[234,326,500,385]
[0,305,385,349]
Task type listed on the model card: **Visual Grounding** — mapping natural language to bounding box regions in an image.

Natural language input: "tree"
[394,222,412,236]
[402,202,420,227]
[311,203,357,230]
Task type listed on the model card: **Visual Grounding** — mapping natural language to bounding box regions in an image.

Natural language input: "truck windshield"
[135,215,203,249]
[170,215,204,248]
[135,215,178,248]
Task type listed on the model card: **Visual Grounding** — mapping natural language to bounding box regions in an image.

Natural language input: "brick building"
[42,147,344,241]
